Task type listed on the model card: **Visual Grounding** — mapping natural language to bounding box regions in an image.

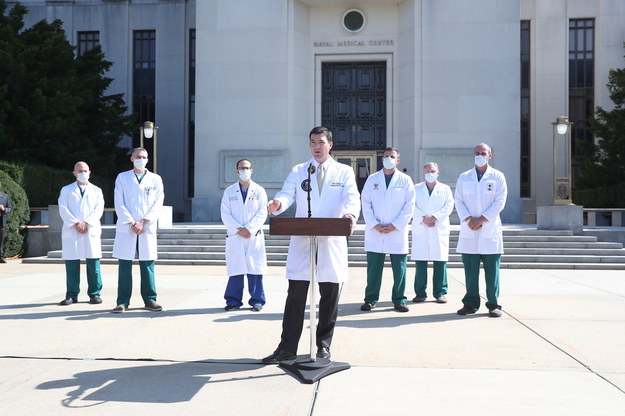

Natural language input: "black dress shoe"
[0,258,6,263]
[316,347,331,360]
[89,295,102,304]
[59,297,78,306]
[262,349,296,364]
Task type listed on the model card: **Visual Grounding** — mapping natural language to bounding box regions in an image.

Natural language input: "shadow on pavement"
[36,358,274,407]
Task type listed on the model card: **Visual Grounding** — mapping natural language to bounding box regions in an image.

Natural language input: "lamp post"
[551,116,573,205]
[139,121,158,173]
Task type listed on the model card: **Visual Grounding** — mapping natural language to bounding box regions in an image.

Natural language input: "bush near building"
[0,170,29,258]
[0,160,114,209]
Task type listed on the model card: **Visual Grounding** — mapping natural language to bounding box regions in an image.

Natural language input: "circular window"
[343,9,365,33]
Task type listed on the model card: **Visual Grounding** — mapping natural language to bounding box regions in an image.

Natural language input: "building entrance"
[322,60,386,191]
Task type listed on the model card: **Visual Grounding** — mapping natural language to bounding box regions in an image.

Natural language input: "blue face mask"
[238,169,252,181]
[474,155,488,168]
[76,172,90,183]
[424,172,437,183]
[383,157,396,170]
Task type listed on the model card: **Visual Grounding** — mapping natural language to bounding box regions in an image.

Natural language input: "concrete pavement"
[0,260,624,415]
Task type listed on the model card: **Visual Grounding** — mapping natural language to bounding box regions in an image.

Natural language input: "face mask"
[474,155,489,168]
[424,172,437,183]
[238,169,252,181]
[133,158,148,170]
[382,157,396,170]
[76,172,90,183]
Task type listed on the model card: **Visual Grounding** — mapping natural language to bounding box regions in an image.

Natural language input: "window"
[520,20,530,198]
[133,30,156,149]
[569,19,594,158]
[77,31,99,56]
[188,29,196,197]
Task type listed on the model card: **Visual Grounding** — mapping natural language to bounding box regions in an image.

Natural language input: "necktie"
[317,164,324,193]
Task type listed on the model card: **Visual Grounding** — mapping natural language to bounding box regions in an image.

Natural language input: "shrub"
[0,160,114,208]
[0,170,29,258]
[572,184,625,208]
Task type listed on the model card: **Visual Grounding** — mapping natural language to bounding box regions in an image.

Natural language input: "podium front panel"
[269,217,352,237]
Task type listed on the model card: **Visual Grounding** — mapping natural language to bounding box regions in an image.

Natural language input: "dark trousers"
[278,279,340,354]
[0,225,5,257]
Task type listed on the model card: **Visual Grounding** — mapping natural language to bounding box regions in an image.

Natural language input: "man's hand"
[131,220,145,235]
[468,216,487,230]
[267,199,281,214]
[374,223,396,234]
[236,227,252,238]
[74,221,88,234]
[0,204,4,212]
[344,214,357,236]
[422,215,437,228]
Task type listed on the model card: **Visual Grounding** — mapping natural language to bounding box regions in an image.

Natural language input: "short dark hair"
[384,147,400,159]
[236,159,251,170]
[309,126,332,142]
[131,147,148,156]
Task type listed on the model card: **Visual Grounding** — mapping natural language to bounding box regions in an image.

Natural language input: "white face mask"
[382,157,397,170]
[238,169,252,181]
[424,172,437,183]
[133,158,148,170]
[474,155,489,168]
[76,172,90,183]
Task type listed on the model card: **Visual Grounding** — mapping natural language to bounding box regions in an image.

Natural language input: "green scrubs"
[461,253,501,311]
[116,259,157,307]
[364,251,408,305]
[414,260,448,299]
[64,259,102,298]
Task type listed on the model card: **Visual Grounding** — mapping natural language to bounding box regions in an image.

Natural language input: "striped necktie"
[317,164,324,193]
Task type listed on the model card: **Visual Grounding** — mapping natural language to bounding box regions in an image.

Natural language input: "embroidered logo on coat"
[301,179,312,192]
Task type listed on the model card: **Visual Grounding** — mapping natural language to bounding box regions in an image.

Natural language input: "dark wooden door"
[322,61,386,150]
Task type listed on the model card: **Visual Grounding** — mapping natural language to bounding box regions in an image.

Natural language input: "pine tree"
[577,42,625,190]
[0,0,134,179]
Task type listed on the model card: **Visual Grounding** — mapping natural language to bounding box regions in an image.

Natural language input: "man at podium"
[263,126,360,364]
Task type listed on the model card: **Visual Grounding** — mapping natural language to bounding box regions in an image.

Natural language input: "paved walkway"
[0,261,624,415]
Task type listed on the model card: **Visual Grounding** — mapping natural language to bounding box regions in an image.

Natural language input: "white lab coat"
[272,157,361,283]
[454,166,507,254]
[112,169,164,261]
[361,169,415,254]
[58,182,104,260]
[410,181,454,261]
[221,180,268,276]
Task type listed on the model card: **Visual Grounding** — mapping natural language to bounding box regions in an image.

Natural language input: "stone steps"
[22,224,625,269]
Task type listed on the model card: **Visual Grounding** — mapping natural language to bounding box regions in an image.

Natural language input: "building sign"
[314,39,394,47]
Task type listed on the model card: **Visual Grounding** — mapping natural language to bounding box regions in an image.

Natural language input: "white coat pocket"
[225,235,247,276]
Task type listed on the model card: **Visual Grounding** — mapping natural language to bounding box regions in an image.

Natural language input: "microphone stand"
[307,163,315,218]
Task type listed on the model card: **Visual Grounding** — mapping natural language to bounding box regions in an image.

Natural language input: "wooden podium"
[269,217,352,384]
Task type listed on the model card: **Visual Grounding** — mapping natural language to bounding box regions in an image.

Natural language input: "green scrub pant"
[414,260,448,299]
[364,251,407,305]
[64,259,102,299]
[461,253,501,311]
[116,259,157,307]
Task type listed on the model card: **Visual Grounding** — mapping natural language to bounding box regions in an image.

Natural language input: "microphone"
[306,163,315,218]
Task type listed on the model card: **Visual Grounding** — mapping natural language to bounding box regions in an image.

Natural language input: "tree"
[577,42,625,190]
[0,0,134,180]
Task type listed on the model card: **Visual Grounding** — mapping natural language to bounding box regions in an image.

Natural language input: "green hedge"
[0,171,30,258]
[0,160,115,208]
[573,184,625,208]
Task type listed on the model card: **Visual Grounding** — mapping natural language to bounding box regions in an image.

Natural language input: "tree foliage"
[0,0,134,180]
[0,170,29,258]
[577,42,625,192]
